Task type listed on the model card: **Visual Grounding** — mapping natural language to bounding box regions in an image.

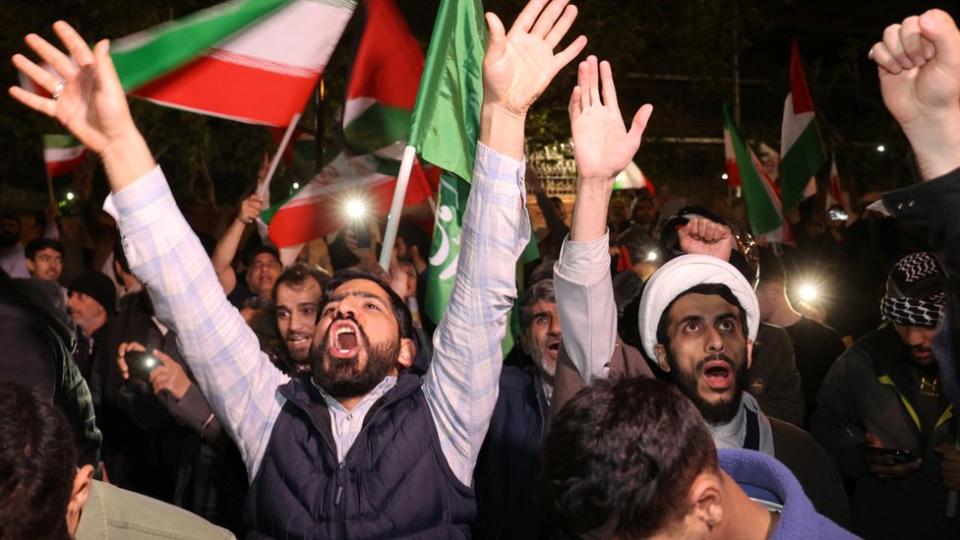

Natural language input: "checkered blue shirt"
[112,142,529,486]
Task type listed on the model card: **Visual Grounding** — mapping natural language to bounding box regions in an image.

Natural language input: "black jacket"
[473,366,550,539]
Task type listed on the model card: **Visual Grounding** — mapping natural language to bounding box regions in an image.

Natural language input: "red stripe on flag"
[789,40,815,114]
[46,153,87,178]
[132,56,321,126]
[347,0,423,109]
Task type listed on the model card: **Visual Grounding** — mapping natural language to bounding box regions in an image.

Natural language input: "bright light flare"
[344,197,368,220]
[798,283,819,303]
[876,144,886,153]
[65,192,75,201]
[721,173,729,180]
[646,250,659,262]
[292,182,300,190]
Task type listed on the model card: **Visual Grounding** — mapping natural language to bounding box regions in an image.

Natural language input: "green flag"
[410,0,487,326]
[723,105,787,242]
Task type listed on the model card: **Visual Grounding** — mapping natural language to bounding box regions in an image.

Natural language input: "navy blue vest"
[245,373,475,539]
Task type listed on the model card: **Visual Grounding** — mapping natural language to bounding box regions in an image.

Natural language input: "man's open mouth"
[702,358,734,391]
[327,319,360,359]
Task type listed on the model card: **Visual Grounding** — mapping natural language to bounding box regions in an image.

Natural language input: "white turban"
[638,254,759,360]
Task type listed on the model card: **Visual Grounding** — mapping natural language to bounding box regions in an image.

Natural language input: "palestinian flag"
[43,134,86,178]
[779,39,826,211]
[111,0,356,126]
[613,161,656,195]
[724,105,791,244]
[265,0,436,255]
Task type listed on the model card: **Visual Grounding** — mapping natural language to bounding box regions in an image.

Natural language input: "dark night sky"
[2,0,957,209]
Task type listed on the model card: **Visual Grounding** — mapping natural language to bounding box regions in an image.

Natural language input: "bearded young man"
[9,0,587,536]
[548,55,850,526]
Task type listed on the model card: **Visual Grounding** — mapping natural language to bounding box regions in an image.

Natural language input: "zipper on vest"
[335,463,346,539]
[335,463,344,506]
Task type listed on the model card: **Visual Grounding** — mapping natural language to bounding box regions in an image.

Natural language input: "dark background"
[2,0,957,215]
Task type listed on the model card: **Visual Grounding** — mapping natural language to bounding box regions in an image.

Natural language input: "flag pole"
[256,113,301,242]
[379,145,417,270]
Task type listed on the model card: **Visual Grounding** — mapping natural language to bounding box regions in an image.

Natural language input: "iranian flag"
[43,134,86,178]
[265,0,436,256]
[724,106,792,244]
[779,39,826,211]
[723,124,741,187]
[613,161,656,195]
[111,0,356,126]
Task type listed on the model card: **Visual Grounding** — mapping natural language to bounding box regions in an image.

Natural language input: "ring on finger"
[51,80,65,101]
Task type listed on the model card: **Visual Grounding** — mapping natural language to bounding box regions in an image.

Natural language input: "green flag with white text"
[409,0,486,326]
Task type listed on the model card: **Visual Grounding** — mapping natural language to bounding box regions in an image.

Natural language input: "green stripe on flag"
[42,134,81,149]
[343,104,412,155]
[111,0,290,91]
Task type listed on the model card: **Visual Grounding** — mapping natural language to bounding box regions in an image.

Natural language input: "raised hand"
[678,218,734,262]
[236,194,264,225]
[10,21,153,189]
[483,0,587,117]
[869,10,960,179]
[11,22,134,154]
[569,56,653,184]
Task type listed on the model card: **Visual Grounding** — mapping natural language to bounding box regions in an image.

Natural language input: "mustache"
[694,353,735,373]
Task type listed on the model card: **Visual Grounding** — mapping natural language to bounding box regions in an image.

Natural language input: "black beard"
[311,316,399,399]
[667,350,747,425]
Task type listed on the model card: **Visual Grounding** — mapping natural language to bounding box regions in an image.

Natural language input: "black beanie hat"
[69,272,117,314]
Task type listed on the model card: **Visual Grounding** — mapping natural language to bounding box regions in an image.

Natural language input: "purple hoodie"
[719,449,859,540]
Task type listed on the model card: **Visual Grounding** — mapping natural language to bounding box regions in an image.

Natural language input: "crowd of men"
[1,1,959,538]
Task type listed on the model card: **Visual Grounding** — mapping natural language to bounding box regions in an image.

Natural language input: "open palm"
[10,21,135,154]
[569,57,653,183]
[483,0,587,116]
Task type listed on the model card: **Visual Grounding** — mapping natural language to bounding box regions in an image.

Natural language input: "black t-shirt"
[785,316,846,427]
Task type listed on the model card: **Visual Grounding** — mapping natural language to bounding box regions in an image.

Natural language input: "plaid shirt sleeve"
[111,166,289,480]
[423,143,531,487]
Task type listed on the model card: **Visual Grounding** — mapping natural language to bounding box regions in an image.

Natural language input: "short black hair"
[519,279,555,333]
[655,283,748,350]
[243,243,281,266]
[272,262,330,304]
[25,238,65,260]
[397,222,430,260]
[539,377,718,539]
[112,237,131,275]
[0,381,76,540]
[323,268,414,340]
[756,246,786,286]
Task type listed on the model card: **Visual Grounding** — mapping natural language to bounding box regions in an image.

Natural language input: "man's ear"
[745,339,754,370]
[397,337,417,369]
[654,344,671,373]
[66,465,94,534]
[689,471,724,533]
[25,258,36,274]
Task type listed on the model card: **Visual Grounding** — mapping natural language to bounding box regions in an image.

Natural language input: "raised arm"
[211,194,264,295]
[424,0,586,487]
[870,9,960,180]
[554,56,652,383]
[10,22,288,479]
